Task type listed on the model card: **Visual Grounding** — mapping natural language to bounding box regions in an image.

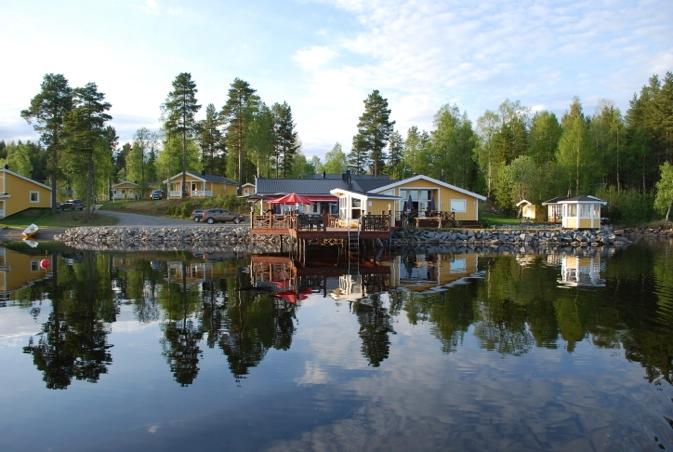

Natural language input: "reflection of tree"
[403,285,476,353]
[23,253,113,389]
[159,262,202,386]
[352,294,394,366]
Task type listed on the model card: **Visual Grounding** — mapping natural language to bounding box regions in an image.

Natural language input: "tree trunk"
[51,132,59,213]
[666,201,671,222]
[87,151,94,220]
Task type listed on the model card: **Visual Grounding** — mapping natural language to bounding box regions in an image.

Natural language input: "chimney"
[322,171,326,179]
[201,170,206,176]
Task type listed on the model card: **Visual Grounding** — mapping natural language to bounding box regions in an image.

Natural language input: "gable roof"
[369,175,487,201]
[255,175,391,196]
[1,168,51,191]
[163,171,238,185]
[516,199,533,207]
[112,181,139,188]
[241,182,255,188]
[557,195,607,204]
[541,196,568,206]
[330,188,402,200]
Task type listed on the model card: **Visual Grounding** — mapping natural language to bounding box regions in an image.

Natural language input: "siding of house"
[368,198,394,215]
[390,179,479,221]
[211,182,237,196]
[1,171,51,218]
[0,248,51,294]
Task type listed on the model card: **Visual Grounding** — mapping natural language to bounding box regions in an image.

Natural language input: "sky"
[1,0,672,159]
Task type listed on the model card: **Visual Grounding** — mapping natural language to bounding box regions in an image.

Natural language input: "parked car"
[59,199,85,211]
[192,208,205,222]
[150,189,164,200]
[202,208,243,224]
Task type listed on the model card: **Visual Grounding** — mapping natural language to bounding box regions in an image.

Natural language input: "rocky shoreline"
[52,224,673,253]
[54,225,284,253]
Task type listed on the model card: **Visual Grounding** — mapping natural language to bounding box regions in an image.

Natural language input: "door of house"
[0,200,4,218]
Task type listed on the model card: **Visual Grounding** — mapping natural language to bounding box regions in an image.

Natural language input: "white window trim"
[29,191,40,204]
[450,199,467,213]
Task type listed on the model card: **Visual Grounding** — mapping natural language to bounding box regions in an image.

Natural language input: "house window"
[29,191,39,203]
[400,189,433,213]
[580,204,593,218]
[450,199,467,213]
[568,204,577,216]
[31,261,39,271]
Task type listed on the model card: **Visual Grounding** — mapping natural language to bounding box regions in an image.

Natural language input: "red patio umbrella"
[269,192,312,205]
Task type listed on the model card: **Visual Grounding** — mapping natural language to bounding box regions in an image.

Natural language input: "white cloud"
[292,46,338,72]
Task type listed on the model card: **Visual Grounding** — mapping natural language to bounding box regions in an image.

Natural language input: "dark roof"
[558,195,607,203]
[201,174,238,185]
[255,175,391,195]
[541,196,568,205]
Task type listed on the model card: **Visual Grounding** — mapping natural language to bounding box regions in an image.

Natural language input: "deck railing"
[250,212,392,233]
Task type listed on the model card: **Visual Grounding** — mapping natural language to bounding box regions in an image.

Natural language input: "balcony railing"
[251,212,392,233]
[192,190,213,197]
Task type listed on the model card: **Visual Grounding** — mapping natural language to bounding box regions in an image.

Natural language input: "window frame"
[450,199,467,213]
[29,191,40,204]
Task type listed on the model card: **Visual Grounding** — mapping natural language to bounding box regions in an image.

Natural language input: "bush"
[597,186,654,225]
[165,194,248,218]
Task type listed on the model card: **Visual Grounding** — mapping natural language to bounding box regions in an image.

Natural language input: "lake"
[0,241,672,451]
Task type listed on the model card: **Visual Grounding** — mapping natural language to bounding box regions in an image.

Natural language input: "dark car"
[59,199,85,211]
[202,208,243,224]
[150,189,164,200]
[192,208,205,222]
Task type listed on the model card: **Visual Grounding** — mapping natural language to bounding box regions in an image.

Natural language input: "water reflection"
[0,243,671,391]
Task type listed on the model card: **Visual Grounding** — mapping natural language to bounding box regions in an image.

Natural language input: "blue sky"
[1,0,672,159]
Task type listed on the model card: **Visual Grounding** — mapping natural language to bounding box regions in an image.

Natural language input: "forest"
[2,71,672,222]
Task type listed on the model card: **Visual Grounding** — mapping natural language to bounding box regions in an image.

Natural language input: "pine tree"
[221,78,258,185]
[387,130,404,179]
[104,126,118,200]
[198,103,224,174]
[164,73,200,198]
[63,83,112,217]
[349,90,394,175]
[271,102,299,178]
[21,73,73,211]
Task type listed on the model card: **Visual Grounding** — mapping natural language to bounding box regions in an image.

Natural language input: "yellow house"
[0,168,52,219]
[516,199,544,222]
[558,196,606,230]
[162,171,238,199]
[112,181,141,200]
[368,175,486,223]
[0,248,52,300]
[389,253,479,292]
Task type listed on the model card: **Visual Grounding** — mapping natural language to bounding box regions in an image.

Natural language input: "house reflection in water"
[557,254,605,287]
[0,247,52,301]
[390,253,479,292]
[249,254,391,300]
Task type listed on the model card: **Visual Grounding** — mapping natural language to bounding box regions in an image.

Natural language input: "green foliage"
[597,186,654,225]
[654,162,673,220]
[271,101,299,178]
[198,103,225,174]
[163,72,201,196]
[156,136,201,183]
[165,194,247,218]
[528,111,561,165]
[386,130,404,179]
[349,89,394,175]
[323,143,347,174]
[222,78,258,183]
[247,103,275,178]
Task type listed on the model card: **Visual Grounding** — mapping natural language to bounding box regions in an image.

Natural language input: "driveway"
[98,210,195,226]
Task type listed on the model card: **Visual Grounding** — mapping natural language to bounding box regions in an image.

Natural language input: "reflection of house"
[330,274,364,301]
[163,171,238,199]
[0,167,52,219]
[0,248,52,299]
[543,195,606,229]
[166,261,221,285]
[390,253,479,291]
[516,199,543,222]
[558,255,605,287]
[112,181,141,200]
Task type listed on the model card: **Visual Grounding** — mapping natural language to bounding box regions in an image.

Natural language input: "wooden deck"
[250,213,392,241]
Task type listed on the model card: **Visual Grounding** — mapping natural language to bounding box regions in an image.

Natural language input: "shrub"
[596,186,654,225]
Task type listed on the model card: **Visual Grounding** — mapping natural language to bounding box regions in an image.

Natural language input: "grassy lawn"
[0,209,118,229]
[99,199,174,216]
[99,197,247,219]
[479,213,521,226]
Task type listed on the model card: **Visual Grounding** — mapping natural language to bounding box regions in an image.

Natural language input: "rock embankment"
[54,225,282,253]
[392,227,634,250]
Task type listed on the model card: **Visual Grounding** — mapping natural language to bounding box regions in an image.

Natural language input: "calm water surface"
[0,241,672,451]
